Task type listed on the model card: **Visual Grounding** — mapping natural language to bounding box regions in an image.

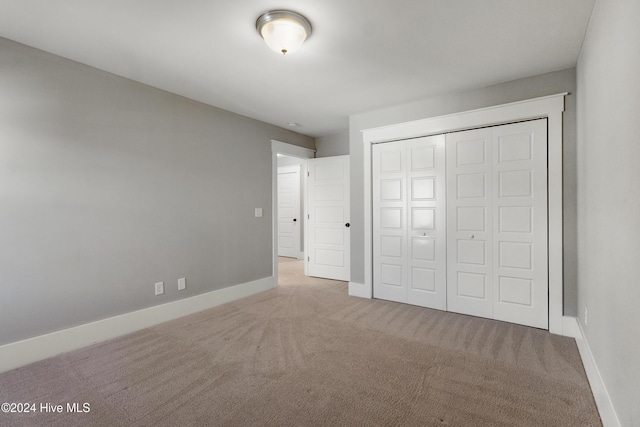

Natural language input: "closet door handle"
[345,223,350,228]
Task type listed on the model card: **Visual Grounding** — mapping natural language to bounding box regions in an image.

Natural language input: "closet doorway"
[372,119,548,329]
[359,94,566,333]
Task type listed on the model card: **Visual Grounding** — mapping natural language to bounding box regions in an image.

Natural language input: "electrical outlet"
[584,306,588,326]
[178,277,186,291]
[155,282,164,296]
[255,208,263,218]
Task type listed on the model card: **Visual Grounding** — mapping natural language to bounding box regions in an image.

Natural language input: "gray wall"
[0,38,314,346]
[349,68,578,315]
[316,132,349,157]
[576,0,640,424]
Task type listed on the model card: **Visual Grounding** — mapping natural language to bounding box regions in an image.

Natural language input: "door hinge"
[307,256,310,262]
[307,171,310,177]
[308,214,310,219]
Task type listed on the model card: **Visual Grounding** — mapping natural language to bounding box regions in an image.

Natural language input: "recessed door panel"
[499,242,532,269]
[457,240,486,265]
[498,276,532,306]
[457,139,486,166]
[381,264,403,287]
[457,207,485,231]
[411,146,435,170]
[380,150,402,173]
[316,228,344,246]
[380,208,402,229]
[316,206,345,223]
[380,236,403,258]
[412,268,436,292]
[315,185,344,201]
[457,174,486,198]
[457,272,486,299]
[412,237,435,261]
[499,170,532,197]
[499,206,532,233]
[412,208,435,230]
[412,177,435,200]
[380,179,403,201]
[499,133,532,162]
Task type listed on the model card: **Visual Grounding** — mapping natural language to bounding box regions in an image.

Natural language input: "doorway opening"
[271,140,315,285]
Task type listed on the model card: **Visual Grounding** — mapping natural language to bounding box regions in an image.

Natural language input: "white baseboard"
[561,315,579,338]
[573,319,621,427]
[0,276,276,374]
[348,282,372,299]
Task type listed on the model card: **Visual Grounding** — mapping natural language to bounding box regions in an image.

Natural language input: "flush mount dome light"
[256,10,312,55]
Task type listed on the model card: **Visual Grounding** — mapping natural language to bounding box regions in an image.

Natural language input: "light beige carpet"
[0,257,601,426]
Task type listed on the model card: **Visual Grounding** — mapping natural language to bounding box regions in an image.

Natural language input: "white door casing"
[372,136,447,309]
[307,156,350,281]
[277,165,301,258]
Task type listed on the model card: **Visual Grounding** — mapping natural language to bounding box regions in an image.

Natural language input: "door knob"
[345,223,350,228]
[293,218,297,222]
[469,234,475,239]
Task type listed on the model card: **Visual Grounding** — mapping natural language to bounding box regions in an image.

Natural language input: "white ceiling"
[0,0,595,138]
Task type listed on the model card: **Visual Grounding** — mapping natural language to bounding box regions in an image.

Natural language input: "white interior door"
[307,156,350,281]
[373,136,447,309]
[277,165,301,258]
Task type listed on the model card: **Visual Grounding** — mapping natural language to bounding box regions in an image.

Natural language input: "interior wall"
[349,68,578,315]
[316,132,349,157]
[0,38,315,346]
[576,0,640,424]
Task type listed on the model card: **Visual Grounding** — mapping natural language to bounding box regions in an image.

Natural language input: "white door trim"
[271,140,315,283]
[360,93,566,335]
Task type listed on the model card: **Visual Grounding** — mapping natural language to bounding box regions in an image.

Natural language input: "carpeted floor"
[0,257,601,426]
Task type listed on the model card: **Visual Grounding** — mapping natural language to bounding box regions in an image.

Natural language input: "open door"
[307,155,350,281]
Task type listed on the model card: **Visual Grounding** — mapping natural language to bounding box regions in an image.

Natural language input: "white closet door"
[407,136,447,310]
[446,128,494,319]
[373,141,407,303]
[446,119,548,329]
[492,120,548,329]
[373,136,446,309]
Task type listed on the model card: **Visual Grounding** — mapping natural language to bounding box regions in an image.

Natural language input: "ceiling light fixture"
[256,10,312,56]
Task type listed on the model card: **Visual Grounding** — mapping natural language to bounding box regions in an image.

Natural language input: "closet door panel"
[446,128,494,319]
[492,119,548,329]
[407,136,446,310]
[373,142,407,303]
